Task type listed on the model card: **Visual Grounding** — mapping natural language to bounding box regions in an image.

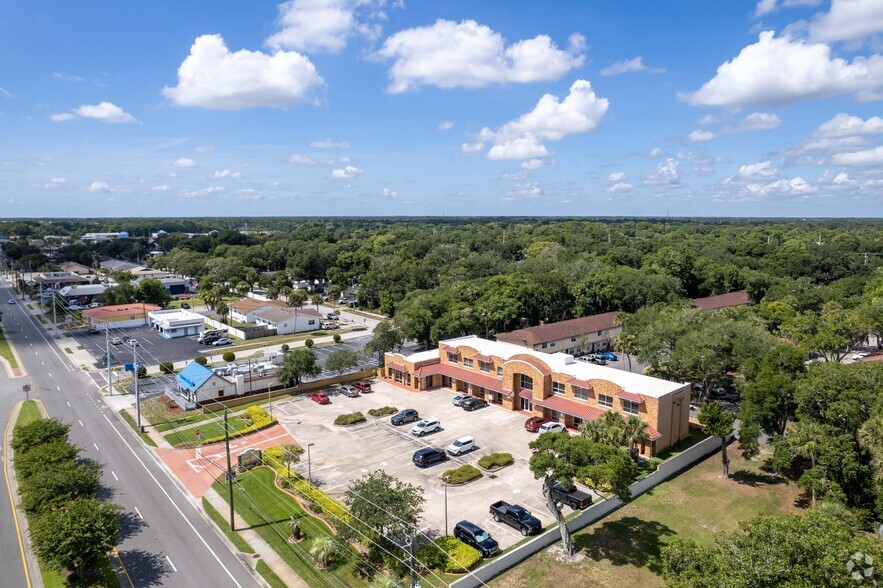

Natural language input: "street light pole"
[105,322,112,395]
[444,480,448,537]
[307,442,315,489]
[133,342,141,431]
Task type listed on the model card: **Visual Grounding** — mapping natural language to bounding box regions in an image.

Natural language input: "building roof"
[100,259,138,272]
[690,290,750,311]
[148,308,205,324]
[230,298,288,312]
[82,303,161,319]
[58,284,107,297]
[177,361,215,392]
[495,311,620,347]
[59,261,93,275]
[253,306,321,324]
[392,335,686,399]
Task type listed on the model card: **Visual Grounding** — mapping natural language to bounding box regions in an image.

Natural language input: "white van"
[447,436,475,456]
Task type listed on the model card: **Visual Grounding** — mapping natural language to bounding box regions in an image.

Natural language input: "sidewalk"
[203,487,309,588]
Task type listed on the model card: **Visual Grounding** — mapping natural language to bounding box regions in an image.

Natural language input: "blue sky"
[2,0,883,217]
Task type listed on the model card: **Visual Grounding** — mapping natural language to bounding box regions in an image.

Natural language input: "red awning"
[615,391,644,404]
[414,362,441,378]
[533,394,607,421]
[518,388,534,399]
[646,426,662,440]
[386,362,405,371]
[473,354,491,362]
[433,362,507,394]
[568,378,592,389]
[441,345,459,354]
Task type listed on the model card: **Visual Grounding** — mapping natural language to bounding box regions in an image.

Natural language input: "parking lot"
[73,324,206,367]
[273,380,560,550]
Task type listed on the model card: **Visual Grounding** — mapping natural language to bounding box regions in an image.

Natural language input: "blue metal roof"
[176,361,214,392]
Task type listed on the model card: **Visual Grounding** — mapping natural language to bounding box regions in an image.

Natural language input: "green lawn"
[212,467,372,588]
[15,400,42,427]
[163,416,250,447]
[142,394,288,434]
[118,410,157,447]
[491,443,804,588]
[0,328,19,369]
[201,327,356,356]
[201,497,255,554]
[256,559,287,588]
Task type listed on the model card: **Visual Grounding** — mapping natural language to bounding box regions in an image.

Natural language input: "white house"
[148,308,206,338]
[229,298,288,324]
[253,307,322,335]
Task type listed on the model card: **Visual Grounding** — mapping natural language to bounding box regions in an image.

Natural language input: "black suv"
[462,397,488,411]
[391,409,419,426]
[453,521,500,557]
[412,447,447,468]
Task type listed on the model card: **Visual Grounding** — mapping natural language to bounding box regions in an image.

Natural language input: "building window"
[520,398,532,411]
[550,410,562,422]
[598,330,604,336]
[622,400,640,415]
[573,416,584,428]
[541,342,548,349]
[552,381,565,395]
[497,367,503,377]
[308,320,315,325]
[571,336,577,342]
[463,358,473,368]
[573,386,589,400]
[519,374,533,391]
[447,352,458,363]
[599,394,613,408]
[549,342,555,348]
[479,361,490,373]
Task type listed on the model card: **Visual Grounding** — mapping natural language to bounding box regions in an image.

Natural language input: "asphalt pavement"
[0,277,261,588]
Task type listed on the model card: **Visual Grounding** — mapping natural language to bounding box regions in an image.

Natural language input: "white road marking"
[111,470,119,481]
[134,507,143,519]
[100,413,245,586]
[40,361,44,366]
[93,443,100,451]
[48,372,52,378]
[66,401,71,407]
[79,420,84,427]
[166,555,177,572]
[484,518,523,538]
[57,386,60,391]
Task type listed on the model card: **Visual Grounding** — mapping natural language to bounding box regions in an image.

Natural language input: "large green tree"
[365,320,405,367]
[528,431,637,555]
[325,349,361,378]
[135,277,172,307]
[276,348,321,387]
[698,402,735,479]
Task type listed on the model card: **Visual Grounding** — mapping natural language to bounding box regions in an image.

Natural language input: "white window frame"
[519,373,533,391]
[573,386,589,400]
[463,357,474,368]
[479,361,490,373]
[552,381,565,395]
[598,394,613,408]
[447,352,459,363]
[623,400,640,415]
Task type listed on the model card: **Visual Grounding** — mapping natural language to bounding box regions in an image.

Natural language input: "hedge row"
[477,452,514,470]
[334,412,366,426]
[263,449,350,526]
[441,464,482,485]
[198,406,276,446]
[367,406,398,417]
[418,536,481,573]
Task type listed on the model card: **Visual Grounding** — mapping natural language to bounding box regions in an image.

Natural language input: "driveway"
[73,324,206,367]
[273,380,559,549]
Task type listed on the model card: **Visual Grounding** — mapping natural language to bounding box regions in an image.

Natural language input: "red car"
[353,381,372,393]
[524,416,550,432]
[310,391,330,405]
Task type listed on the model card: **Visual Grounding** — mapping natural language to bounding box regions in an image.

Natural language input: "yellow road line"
[112,547,136,587]
[3,401,32,588]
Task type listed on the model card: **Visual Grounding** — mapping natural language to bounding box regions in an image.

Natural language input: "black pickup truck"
[550,482,592,510]
[489,500,542,536]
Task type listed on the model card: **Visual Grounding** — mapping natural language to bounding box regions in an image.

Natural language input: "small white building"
[148,308,206,338]
[254,307,322,335]
[229,298,288,324]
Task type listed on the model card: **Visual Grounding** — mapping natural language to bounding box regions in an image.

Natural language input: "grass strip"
[64,347,73,354]
[0,327,20,369]
[16,400,42,427]
[256,559,287,588]
[201,497,255,554]
[118,410,157,447]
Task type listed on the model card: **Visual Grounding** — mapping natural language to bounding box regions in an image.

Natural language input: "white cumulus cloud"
[721,112,782,133]
[649,147,664,157]
[831,145,883,165]
[330,165,363,179]
[383,187,398,197]
[608,171,626,182]
[815,112,883,137]
[483,80,609,160]
[600,56,664,76]
[521,158,555,170]
[644,158,680,185]
[438,120,454,131]
[683,31,883,107]
[606,182,634,193]
[376,19,585,93]
[174,157,196,168]
[88,181,111,193]
[162,34,323,110]
[210,169,241,179]
[689,129,716,142]
[460,142,485,154]
[809,0,883,43]
[182,186,225,198]
[739,160,778,178]
[505,182,543,199]
[50,101,136,124]
[310,139,349,149]
[265,0,384,53]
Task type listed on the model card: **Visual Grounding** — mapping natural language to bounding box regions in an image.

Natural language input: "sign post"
[22,383,31,401]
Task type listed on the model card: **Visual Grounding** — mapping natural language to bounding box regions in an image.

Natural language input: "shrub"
[15,441,79,481]
[418,536,481,573]
[367,406,398,417]
[137,365,147,379]
[477,452,514,470]
[159,361,175,374]
[334,412,366,426]
[12,418,70,454]
[281,344,289,353]
[333,334,342,343]
[222,351,236,362]
[194,356,208,366]
[584,476,613,493]
[197,407,276,445]
[305,339,314,348]
[441,464,481,485]
[20,461,101,516]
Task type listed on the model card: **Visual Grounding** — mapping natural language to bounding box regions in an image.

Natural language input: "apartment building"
[384,335,690,456]
[495,311,620,355]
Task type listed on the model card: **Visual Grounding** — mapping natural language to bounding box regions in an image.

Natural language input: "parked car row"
[450,393,488,411]
[523,416,568,433]
[198,329,229,345]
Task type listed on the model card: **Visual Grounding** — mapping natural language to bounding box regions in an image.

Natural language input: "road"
[0,278,260,587]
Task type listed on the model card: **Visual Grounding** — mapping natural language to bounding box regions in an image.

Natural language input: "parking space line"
[484,519,523,539]
[357,430,388,440]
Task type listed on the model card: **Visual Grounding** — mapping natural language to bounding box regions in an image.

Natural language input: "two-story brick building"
[384,335,690,457]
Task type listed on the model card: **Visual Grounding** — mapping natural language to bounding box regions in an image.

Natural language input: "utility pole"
[409,528,418,588]
[133,342,141,431]
[52,292,57,337]
[224,407,235,531]
[105,322,112,395]
[444,481,448,537]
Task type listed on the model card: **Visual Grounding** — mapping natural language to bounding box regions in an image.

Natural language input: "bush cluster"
[263,447,350,525]
[334,412,366,426]
[477,452,514,470]
[441,464,482,485]
[198,406,276,445]
[367,406,398,417]
[305,339,314,348]
[194,356,208,366]
[418,536,481,573]
[159,361,175,374]
[222,351,236,362]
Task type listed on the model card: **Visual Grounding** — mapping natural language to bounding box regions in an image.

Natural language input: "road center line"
[166,555,177,573]
[93,442,100,451]
[134,506,143,519]
[79,420,84,427]
[66,401,70,407]
[47,372,52,378]
[111,470,119,481]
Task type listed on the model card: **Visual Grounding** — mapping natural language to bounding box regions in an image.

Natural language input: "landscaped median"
[334,412,366,426]
[477,452,514,472]
[163,406,276,448]
[367,406,398,417]
[441,464,482,485]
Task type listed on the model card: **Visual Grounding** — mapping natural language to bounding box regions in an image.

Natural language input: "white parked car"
[410,419,440,437]
[7,298,14,304]
[451,394,469,406]
[126,338,138,346]
[110,337,122,345]
[212,337,232,346]
[538,422,567,434]
[447,435,475,456]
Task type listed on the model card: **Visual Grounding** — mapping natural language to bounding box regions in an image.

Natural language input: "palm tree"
[789,419,825,506]
[599,410,627,446]
[579,419,606,443]
[309,536,339,569]
[624,415,650,459]
[311,294,323,313]
[859,413,883,484]
[613,312,635,372]
[698,401,735,479]
[216,301,230,325]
